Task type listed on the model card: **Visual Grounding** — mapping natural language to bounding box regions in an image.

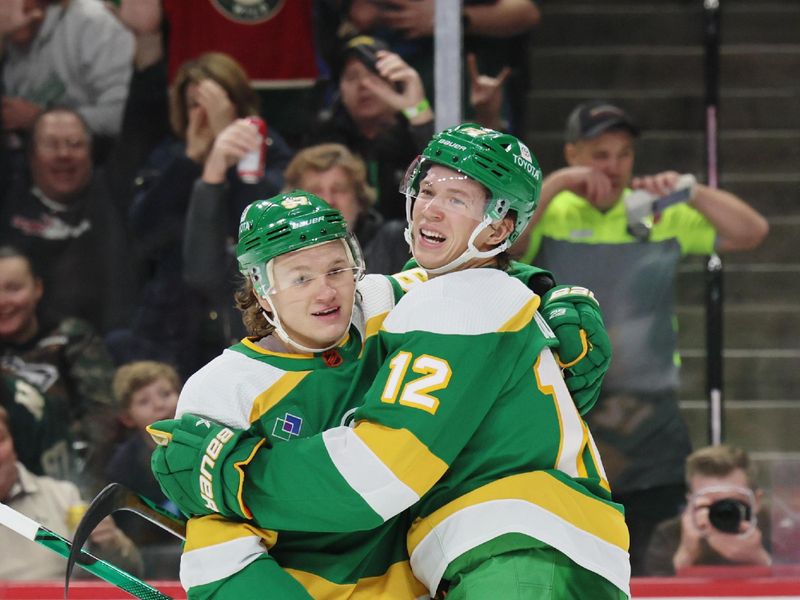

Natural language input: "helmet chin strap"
[404,215,509,277]
[260,299,344,354]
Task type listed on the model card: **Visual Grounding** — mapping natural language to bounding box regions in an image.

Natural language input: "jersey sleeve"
[228,272,552,533]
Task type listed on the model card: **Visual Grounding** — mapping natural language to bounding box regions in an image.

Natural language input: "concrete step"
[728,218,800,265]
[722,174,800,218]
[525,89,800,132]
[676,304,800,350]
[680,401,800,454]
[526,129,800,177]
[534,3,800,47]
[677,263,800,305]
[529,45,800,91]
[679,350,800,400]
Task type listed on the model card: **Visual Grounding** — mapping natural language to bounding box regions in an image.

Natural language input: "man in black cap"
[515,100,769,575]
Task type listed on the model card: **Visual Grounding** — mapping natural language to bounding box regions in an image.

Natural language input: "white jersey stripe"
[322,426,419,521]
[409,499,631,598]
[180,535,266,589]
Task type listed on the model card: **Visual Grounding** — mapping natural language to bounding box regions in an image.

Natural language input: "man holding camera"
[644,445,772,576]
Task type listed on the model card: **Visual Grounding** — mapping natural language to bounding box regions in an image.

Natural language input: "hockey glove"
[507,260,556,297]
[148,414,269,520]
[541,285,612,415]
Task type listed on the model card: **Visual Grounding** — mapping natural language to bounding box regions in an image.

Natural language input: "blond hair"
[112,361,181,410]
[283,143,376,211]
[686,445,758,490]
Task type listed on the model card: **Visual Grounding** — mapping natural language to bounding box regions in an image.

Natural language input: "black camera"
[708,498,752,533]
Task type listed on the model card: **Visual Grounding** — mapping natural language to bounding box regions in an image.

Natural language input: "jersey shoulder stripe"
[383,269,537,336]
[176,348,305,429]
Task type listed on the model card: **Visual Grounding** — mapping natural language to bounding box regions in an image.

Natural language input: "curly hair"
[234,278,274,339]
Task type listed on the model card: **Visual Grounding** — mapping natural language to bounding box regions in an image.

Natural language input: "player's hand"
[148,414,268,519]
[541,285,611,415]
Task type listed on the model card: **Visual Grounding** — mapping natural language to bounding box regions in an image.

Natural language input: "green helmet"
[403,123,543,246]
[237,191,363,298]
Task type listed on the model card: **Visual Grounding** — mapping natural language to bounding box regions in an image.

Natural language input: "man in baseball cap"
[516,98,768,576]
[564,100,640,143]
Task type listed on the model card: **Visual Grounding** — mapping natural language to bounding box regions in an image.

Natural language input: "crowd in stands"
[0,0,782,585]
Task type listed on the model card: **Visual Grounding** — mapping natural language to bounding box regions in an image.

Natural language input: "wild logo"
[212,0,284,23]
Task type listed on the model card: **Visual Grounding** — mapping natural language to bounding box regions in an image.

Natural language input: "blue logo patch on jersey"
[272,413,303,441]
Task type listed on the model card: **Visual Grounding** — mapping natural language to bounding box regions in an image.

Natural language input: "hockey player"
[155,192,429,598]
[151,125,627,599]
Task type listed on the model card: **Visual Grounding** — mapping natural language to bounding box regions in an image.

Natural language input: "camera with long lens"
[708,498,752,533]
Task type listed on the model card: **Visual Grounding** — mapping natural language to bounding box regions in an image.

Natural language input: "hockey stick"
[0,501,172,600]
[65,483,186,596]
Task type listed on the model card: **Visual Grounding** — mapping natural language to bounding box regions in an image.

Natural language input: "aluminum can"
[237,116,267,183]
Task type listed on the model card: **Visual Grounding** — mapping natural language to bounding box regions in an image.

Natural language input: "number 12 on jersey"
[380,351,452,415]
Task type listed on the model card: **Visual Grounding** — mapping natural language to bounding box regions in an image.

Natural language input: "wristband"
[402,98,430,120]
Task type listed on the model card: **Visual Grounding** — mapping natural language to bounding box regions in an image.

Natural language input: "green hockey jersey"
[174,272,429,599]
[227,268,631,597]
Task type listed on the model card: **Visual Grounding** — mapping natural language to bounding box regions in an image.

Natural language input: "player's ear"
[487,216,514,245]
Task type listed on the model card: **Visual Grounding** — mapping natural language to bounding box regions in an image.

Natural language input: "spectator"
[284,143,409,274]
[1,0,134,148]
[0,245,118,489]
[644,445,772,576]
[517,100,769,574]
[0,405,143,580]
[343,0,540,132]
[109,51,293,380]
[0,108,139,334]
[308,35,434,221]
[105,360,181,579]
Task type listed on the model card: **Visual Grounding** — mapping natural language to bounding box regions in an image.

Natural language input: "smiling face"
[565,129,635,210]
[0,256,42,344]
[410,165,509,271]
[258,241,358,351]
[30,111,92,204]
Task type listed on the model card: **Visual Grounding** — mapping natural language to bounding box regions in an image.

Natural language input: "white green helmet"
[401,123,542,274]
[237,191,364,352]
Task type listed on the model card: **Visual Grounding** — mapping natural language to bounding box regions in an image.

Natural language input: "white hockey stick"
[0,501,172,599]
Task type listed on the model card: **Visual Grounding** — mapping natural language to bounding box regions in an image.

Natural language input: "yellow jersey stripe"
[498,296,540,332]
[249,371,311,422]
[354,422,448,497]
[407,471,628,553]
[285,560,428,599]
[240,337,313,358]
[183,515,277,552]
[408,497,630,598]
[365,311,390,340]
